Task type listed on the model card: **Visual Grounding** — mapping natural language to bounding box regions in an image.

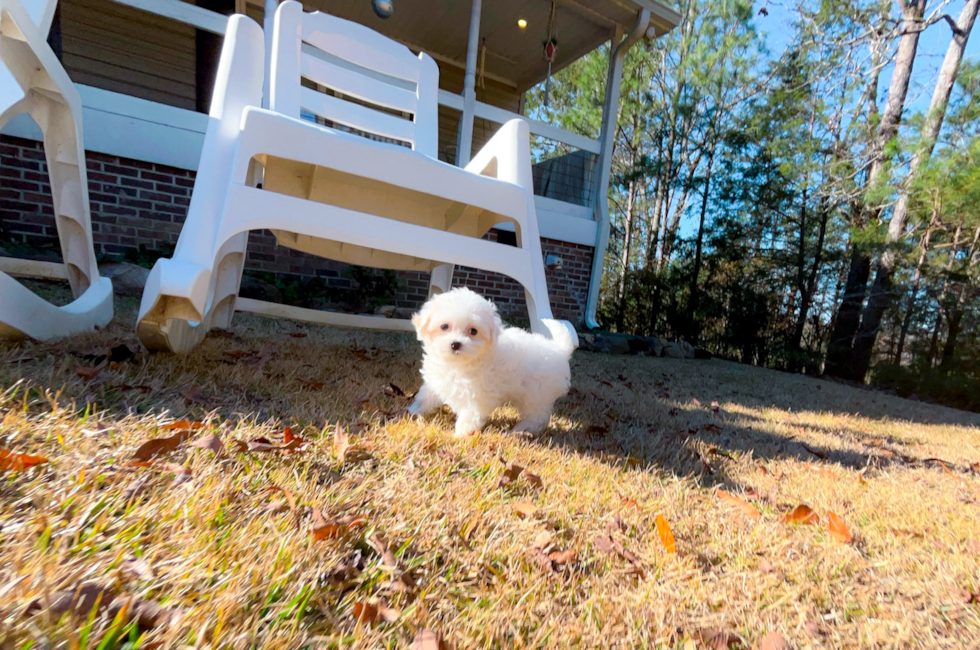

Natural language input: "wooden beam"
[558,0,619,29]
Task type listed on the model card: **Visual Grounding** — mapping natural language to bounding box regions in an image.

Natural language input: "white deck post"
[584,9,649,330]
[263,0,279,108]
[456,0,482,166]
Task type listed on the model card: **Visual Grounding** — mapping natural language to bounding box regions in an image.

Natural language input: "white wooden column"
[585,10,649,329]
[455,0,482,166]
[263,0,279,108]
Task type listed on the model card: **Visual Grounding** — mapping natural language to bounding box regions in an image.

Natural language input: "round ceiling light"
[372,0,394,19]
[517,18,527,29]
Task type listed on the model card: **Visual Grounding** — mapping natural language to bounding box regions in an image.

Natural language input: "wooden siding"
[60,0,197,109]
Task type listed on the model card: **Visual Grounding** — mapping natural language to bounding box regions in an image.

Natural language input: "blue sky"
[755,0,979,113]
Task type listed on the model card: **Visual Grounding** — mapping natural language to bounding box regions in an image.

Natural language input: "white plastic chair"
[0,0,112,341]
[137,1,577,353]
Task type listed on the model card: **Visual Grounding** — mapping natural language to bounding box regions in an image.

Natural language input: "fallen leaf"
[333,423,350,464]
[513,501,538,518]
[695,628,744,649]
[27,583,115,617]
[804,619,825,636]
[368,535,399,570]
[262,486,297,515]
[353,600,398,625]
[120,558,154,581]
[655,514,676,554]
[288,332,308,338]
[807,464,836,478]
[827,510,853,543]
[606,516,626,533]
[131,431,194,463]
[122,476,150,502]
[530,547,555,572]
[756,632,790,650]
[758,558,775,574]
[717,489,761,520]
[620,496,640,511]
[165,464,193,488]
[188,433,224,455]
[162,420,205,432]
[76,366,101,381]
[181,385,206,404]
[410,629,450,650]
[0,449,49,471]
[498,457,524,488]
[548,549,577,566]
[106,595,183,630]
[531,531,553,550]
[228,439,249,453]
[781,504,819,525]
[525,471,545,490]
[594,535,616,554]
[311,508,365,540]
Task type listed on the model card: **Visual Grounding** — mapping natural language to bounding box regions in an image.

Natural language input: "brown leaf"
[530,547,555,572]
[130,431,194,463]
[311,508,364,540]
[354,600,398,625]
[122,476,150,502]
[827,510,853,543]
[781,504,819,525]
[188,433,224,455]
[27,583,116,617]
[513,501,538,518]
[756,632,790,650]
[165,464,193,488]
[76,366,102,381]
[120,558,154,581]
[106,595,182,630]
[262,486,297,515]
[757,558,776,574]
[498,457,524,488]
[655,514,676,554]
[606,516,626,533]
[620,496,640,511]
[717,489,761,520]
[594,535,616,554]
[368,535,399,570]
[804,619,825,636]
[525,471,544,490]
[161,420,205,432]
[333,423,350,464]
[228,439,249,453]
[531,531,553,550]
[548,549,577,567]
[410,629,450,650]
[695,628,744,650]
[283,426,300,445]
[181,385,206,404]
[0,449,49,472]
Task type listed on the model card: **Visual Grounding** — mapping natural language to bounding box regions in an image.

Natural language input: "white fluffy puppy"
[408,287,576,437]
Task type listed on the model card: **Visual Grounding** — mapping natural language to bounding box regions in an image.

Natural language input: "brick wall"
[0,135,593,325]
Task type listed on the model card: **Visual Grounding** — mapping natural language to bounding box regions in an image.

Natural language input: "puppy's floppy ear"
[412,303,434,342]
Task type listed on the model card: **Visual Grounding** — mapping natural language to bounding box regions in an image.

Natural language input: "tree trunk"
[894,204,939,363]
[687,145,715,343]
[615,179,638,332]
[852,0,980,378]
[826,0,928,380]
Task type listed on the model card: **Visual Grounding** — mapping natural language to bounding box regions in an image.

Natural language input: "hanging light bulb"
[517,18,527,29]
[372,0,394,19]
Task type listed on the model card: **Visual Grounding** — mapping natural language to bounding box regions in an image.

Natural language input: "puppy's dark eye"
[469,328,478,336]
[440,323,449,331]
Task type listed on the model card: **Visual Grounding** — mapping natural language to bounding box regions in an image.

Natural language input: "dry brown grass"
[1,285,979,649]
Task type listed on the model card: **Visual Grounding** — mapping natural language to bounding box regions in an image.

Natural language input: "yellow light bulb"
[517,18,527,29]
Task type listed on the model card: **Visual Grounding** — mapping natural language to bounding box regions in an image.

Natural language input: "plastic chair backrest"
[269,0,439,158]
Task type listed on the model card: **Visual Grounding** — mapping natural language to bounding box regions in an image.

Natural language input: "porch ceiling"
[300,0,680,92]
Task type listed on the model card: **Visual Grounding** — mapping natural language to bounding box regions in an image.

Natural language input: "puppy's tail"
[543,319,578,355]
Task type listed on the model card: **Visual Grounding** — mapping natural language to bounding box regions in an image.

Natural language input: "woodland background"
[529,0,980,411]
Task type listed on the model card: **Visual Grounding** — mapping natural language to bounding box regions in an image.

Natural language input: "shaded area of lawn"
[1,286,979,648]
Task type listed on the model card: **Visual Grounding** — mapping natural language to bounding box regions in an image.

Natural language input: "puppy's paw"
[407,399,425,416]
[453,413,484,437]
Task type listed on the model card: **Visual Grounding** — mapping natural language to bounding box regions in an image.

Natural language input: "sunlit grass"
[1,288,978,648]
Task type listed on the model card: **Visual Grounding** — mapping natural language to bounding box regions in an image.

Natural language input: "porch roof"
[290,0,680,92]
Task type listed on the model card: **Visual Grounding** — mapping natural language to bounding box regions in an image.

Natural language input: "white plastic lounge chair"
[137,1,577,353]
[0,0,112,341]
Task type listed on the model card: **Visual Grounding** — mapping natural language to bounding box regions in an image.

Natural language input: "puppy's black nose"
[450,341,462,352]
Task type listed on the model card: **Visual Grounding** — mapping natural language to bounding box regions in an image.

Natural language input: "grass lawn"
[2,286,979,649]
